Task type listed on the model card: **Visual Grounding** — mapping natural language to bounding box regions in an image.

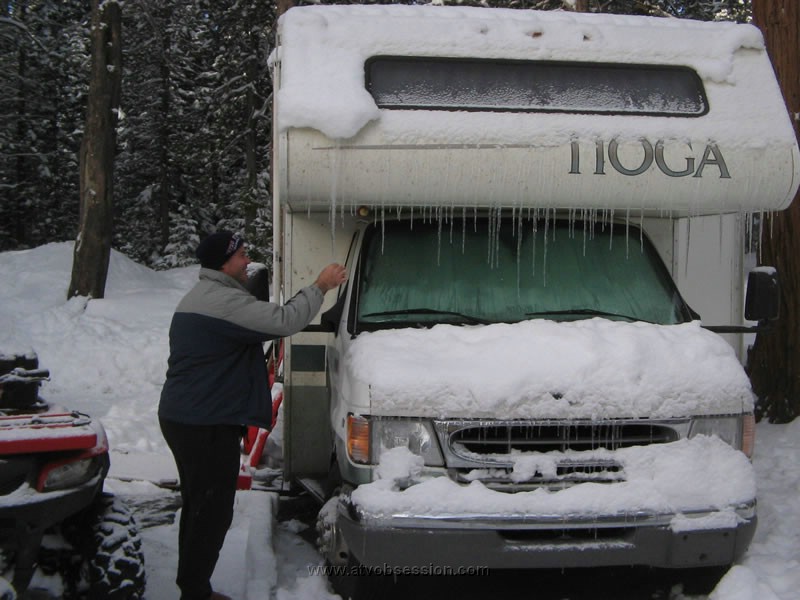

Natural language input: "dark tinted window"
[366,57,708,117]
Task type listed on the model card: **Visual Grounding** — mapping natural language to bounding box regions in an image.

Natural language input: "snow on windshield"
[345,319,753,419]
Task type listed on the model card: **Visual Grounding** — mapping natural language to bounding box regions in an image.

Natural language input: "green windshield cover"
[357,217,688,327]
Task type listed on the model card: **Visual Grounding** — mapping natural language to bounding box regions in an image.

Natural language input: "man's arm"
[232,263,347,338]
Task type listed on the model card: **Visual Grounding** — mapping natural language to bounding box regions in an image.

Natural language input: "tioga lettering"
[569,139,731,179]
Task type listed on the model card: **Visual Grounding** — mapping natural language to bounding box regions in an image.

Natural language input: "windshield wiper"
[524,308,653,323]
[361,308,493,325]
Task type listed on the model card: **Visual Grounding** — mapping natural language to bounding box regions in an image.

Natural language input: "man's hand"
[315,263,347,293]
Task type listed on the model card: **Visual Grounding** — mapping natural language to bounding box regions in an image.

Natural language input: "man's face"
[221,246,250,285]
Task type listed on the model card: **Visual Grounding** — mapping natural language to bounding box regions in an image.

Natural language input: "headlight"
[347,415,444,466]
[689,414,755,458]
[39,456,99,492]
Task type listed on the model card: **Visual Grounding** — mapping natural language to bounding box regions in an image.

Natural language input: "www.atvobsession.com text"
[308,563,490,577]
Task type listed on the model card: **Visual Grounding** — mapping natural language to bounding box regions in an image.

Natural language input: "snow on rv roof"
[275,5,769,141]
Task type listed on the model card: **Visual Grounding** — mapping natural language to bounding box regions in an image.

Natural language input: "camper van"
[269,5,799,596]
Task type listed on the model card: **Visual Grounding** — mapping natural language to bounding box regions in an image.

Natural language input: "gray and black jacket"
[159,268,324,428]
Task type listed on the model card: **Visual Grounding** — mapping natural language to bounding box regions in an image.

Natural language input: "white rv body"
[271,5,799,587]
[274,6,798,215]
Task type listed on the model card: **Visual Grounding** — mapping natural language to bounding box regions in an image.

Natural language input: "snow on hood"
[345,319,753,419]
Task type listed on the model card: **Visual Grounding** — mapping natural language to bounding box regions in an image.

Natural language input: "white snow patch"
[346,319,754,419]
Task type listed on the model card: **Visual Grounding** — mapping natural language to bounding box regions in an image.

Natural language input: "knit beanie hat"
[195,231,244,269]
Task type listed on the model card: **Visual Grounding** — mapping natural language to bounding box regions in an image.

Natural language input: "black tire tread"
[61,493,146,600]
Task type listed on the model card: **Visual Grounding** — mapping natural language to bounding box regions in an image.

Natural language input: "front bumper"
[0,466,107,533]
[336,501,757,569]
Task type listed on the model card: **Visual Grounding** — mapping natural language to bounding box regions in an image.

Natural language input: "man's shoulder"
[177,275,253,319]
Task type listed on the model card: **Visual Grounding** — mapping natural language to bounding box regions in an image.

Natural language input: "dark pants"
[160,418,241,600]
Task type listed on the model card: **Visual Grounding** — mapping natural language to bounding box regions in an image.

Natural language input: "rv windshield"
[354,218,692,330]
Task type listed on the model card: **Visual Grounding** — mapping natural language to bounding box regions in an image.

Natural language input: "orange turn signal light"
[347,414,370,464]
[742,414,755,459]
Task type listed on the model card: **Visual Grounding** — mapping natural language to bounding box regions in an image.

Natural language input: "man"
[159,231,346,600]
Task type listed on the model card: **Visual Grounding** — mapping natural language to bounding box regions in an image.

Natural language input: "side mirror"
[745,267,779,322]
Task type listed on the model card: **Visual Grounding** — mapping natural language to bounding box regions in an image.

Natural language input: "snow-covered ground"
[0,242,798,599]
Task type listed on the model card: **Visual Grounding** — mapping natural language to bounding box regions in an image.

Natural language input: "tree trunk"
[747,0,800,422]
[68,0,122,300]
[277,0,295,17]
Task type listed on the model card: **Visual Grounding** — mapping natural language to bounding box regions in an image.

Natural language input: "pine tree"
[0,0,90,251]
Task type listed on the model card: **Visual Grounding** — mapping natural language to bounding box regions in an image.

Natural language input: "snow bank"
[736,418,800,599]
[346,319,754,419]
[0,242,196,456]
[711,565,781,600]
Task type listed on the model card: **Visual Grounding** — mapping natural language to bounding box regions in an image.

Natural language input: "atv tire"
[62,492,146,600]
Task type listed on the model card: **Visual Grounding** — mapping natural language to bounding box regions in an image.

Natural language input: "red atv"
[0,350,145,599]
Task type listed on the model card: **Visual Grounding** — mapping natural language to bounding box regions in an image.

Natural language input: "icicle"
[625,208,630,259]
[488,206,498,269]
[329,143,340,229]
[512,205,517,240]
[487,207,493,266]
[684,215,692,279]
[639,211,644,253]
[543,208,550,287]
[569,208,576,239]
[745,210,753,255]
[449,205,455,245]
[531,212,538,278]
[582,208,588,257]
[516,208,523,297]
[496,206,502,270]
[437,206,443,267]
[462,207,467,254]
[381,206,387,254]
[608,209,615,250]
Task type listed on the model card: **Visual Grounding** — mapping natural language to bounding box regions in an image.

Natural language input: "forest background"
[0,0,753,269]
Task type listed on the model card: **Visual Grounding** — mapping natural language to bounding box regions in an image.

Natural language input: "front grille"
[435,419,686,491]
[500,527,634,543]
[451,422,678,454]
